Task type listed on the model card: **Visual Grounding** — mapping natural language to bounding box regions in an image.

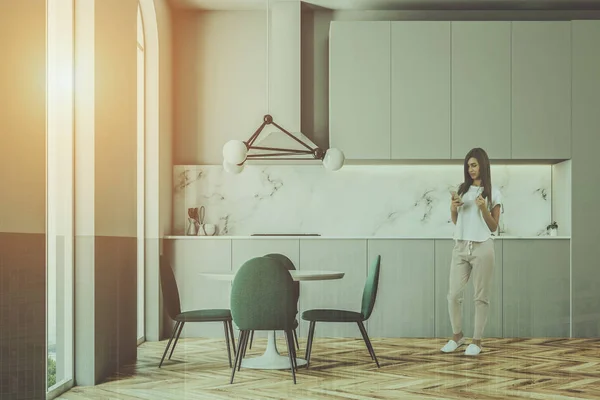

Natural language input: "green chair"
[230,256,298,384]
[248,253,300,350]
[302,255,381,368]
[159,256,236,368]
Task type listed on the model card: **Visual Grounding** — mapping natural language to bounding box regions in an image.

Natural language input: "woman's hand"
[475,195,487,211]
[450,193,464,212]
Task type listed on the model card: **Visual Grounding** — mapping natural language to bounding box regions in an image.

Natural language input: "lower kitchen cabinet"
[166,237,571,338]
[367,239,435,338]
[503,239,570,337]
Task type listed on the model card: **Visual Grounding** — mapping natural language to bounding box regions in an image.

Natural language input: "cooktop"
[250,233,321,236]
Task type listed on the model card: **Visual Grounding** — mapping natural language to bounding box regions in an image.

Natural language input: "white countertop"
[164,235,570,240]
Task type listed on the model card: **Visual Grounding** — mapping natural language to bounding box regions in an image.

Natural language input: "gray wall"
[94,237,137,382]
[0,0,47,398]
[74,0,139,385]
[0,234,46,399]
[93,0,138,383]
[572,20,600,337]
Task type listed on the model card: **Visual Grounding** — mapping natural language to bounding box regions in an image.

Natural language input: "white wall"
[154,0,174,342]
[137,0,173,343]
[0,0,46,235]
[94,0,138,238]
[156,0,173,241]
[173,10,267,164]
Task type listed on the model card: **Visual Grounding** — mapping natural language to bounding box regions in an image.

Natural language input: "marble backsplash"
[173,164,554,237]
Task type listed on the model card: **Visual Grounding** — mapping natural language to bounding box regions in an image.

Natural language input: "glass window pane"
[47,0,74,392]
[137,5,145,342]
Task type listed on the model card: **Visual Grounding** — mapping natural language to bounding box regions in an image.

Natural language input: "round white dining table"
[200,269,345,370]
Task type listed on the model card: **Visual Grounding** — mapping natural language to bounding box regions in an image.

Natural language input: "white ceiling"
[169,0,600,11]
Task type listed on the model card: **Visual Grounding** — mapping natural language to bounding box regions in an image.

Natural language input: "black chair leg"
[357,321,380,368]
[231,330,248,384]
[236,330,243,358]
[224,321,232,368]
[305,321,316,368]
[356,322,374,360]
[159,321,180,368]
[242,332,249,360]
[249,330,254,349]
[168,321,185,360]
[228,320,236,355]
[239,330,251,371]
[235,330,243,364]
[291,333,298,371]
[284,330,297,384]
[293,328,300,350]
[286,330,298,371]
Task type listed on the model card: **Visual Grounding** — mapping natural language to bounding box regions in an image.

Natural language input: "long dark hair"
[457,147,492,208]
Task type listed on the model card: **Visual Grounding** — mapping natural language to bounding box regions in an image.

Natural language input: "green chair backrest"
[159,256,182,321]
[231,256,297,331]
[360,255,381,320]
[264,253,299,301]
[264,253,295,271]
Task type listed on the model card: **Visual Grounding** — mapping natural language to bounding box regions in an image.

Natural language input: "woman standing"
[441,148,502,356]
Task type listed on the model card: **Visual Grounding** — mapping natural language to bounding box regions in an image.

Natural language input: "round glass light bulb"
[323,148,345,171]
[223,140,248,165]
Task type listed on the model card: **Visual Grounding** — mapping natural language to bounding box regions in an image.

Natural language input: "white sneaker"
[465,343,482,356]
[441,337,466,353]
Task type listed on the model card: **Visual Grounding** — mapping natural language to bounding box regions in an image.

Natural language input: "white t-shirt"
[453,185,503,242]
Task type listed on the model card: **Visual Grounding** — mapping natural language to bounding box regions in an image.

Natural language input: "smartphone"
[450,190,463,205]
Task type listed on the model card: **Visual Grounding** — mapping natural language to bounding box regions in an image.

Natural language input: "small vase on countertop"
[186,217,199,236]
[546,221,558,237]
[194,206,217,236]
[197,223,217,236]
[187,207,201,236]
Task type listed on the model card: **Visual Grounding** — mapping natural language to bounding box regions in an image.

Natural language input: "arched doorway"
[137,0,160,343]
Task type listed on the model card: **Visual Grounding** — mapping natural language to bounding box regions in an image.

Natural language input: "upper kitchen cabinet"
[391,22,451,159]
[511,22,571,160]
[329,21,391,159]
[451,22,511,160]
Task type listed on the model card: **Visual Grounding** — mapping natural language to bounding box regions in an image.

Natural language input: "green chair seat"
[176,309,232,322]
[301,309,363,323]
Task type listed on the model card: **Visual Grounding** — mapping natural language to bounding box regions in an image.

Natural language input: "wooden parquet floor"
[58,337,600,400]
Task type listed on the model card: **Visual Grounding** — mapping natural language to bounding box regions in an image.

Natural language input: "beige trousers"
[447,239,495,340]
